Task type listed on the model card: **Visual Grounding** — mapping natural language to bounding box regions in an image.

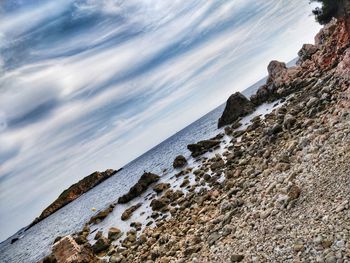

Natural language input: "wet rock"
[187,140,221,157]
[153,183,170,194]
[118,172,160,204]
[94,231,102,240]
[121,203,142,221]
[108,227,122,241]
[92,236,110,254]
[218,92,255,128]
[150,199,167,211]
[89,206,114,224]
[173,155,187,168]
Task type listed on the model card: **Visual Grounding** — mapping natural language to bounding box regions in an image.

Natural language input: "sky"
[0,0,321,241]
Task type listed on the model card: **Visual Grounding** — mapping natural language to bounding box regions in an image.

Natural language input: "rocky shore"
[40,18,349,263]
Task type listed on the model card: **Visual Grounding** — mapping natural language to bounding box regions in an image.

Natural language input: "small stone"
[275,225,284,230]
[231,254,244,262]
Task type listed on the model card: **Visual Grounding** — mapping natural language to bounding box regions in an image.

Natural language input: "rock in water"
[121,203,142,220]
[218,92,255,128]
[187,140,221,157]
[118,172,160,204]
[173,155,187,168]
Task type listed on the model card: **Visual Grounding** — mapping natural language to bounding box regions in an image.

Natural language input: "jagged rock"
[218,92,255,128]
[51,235,96,263]
[153,183,170,194]
[118,172,160,204]
[92,236,110,254]
[108,227,122,241]
[173,155,187,168]
[336,48,350,79]
[89,206,114,224]
[297,44,318,64]
[150,199,167,211]
[94,231,102,240]
[187,140,221,157]
[29,169,119,228]
[121,203,142,221]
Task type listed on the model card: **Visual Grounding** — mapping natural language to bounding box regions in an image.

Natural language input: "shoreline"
[3,17,350,263]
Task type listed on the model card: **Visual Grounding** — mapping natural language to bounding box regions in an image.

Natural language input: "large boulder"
[218,92,255,128]
[297,44,318,64]
[51,235,96,263]
[173,155,187,168]
[118,172,160,204]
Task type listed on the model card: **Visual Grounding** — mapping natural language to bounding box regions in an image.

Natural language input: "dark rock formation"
[218,92,255,128]
[92,236,110,254]
[187,140,221,157]
[121,203,142,221]
[153,183,170,194]
[88,205,115,224]
[173,155,187,168]
[28,169,120,229]
[118,172,160,204]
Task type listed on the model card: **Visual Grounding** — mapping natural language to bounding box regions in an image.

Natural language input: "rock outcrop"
[173,155,187,168]
[121,203,142,221]
[251,18,350,106]
[218,92,255,128]
[40,235,97,263]
[117,172,160,204]
[28,169,120,228]
[187,139,221,157]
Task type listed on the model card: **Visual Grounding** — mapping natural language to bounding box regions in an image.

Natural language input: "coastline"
[2,17,349,263]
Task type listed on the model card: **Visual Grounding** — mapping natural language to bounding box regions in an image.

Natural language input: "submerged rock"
[218,92,255,128]
[118,172,160,204]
